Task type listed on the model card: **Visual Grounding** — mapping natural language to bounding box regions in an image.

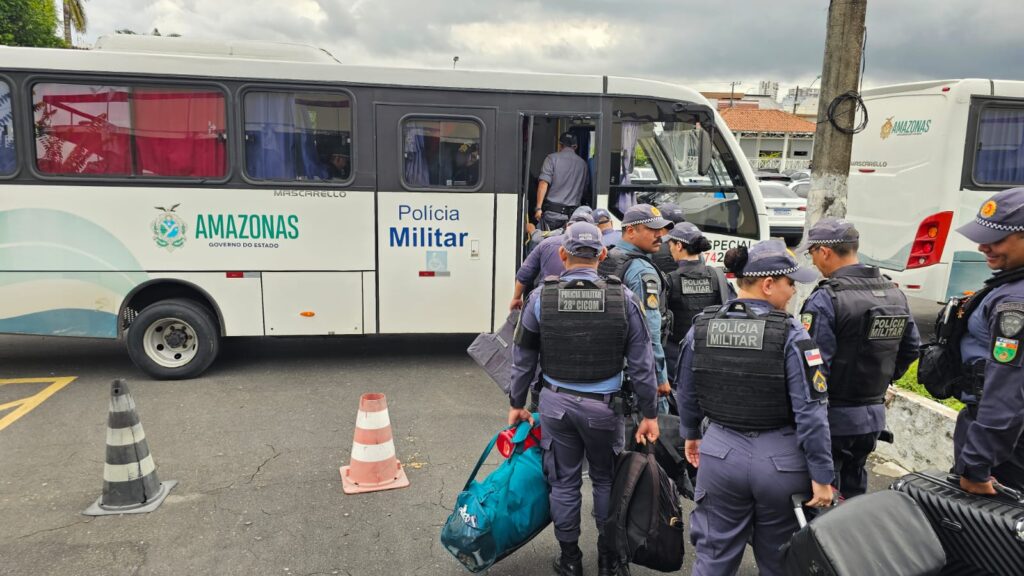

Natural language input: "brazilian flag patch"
[993,337,1019,363]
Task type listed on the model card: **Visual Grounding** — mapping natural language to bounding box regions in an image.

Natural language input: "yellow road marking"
[0,377,77,432]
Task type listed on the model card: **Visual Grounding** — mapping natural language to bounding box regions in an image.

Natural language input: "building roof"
[700,91,743,101]
[719,108,817,134]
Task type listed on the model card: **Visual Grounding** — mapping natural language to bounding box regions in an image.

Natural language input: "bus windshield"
[631,121,733,188]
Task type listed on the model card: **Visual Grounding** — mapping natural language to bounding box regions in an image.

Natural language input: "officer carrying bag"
[604,443,685,572]
[440,418,550,573]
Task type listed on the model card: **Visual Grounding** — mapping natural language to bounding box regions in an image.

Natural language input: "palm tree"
[61,0,87,46]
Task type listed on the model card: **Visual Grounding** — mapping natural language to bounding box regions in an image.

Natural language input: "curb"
[875,388,958,473]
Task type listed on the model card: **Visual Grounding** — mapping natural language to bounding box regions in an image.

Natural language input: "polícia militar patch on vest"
[680,277,714,295]
[867,315,909,340]
[706,319,766,350]
[557,288,605,313]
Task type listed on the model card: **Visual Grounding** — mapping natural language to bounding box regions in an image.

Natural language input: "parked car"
[784,169,812,182]
[789,180,811,198]
[759,182,807,245]
[756,171,792,183]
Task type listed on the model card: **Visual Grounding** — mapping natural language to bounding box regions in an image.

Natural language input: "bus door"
[374,104,496,333]
[518,113,599,262]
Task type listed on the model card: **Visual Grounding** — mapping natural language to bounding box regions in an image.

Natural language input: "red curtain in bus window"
[132,88,226,177]
[33,84,132,175]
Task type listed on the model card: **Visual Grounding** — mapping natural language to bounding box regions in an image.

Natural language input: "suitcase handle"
[944,474,1024,503]
[790,493,839,528]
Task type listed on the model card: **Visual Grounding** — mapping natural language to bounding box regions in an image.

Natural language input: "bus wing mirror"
[698,126,714,176]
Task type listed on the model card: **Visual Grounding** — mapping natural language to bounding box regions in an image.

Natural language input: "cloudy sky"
[74,0,1023,98]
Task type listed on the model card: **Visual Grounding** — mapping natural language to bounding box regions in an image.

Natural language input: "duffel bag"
[440,418,550,573]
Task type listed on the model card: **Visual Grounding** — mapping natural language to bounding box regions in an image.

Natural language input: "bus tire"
[126,298,220,380]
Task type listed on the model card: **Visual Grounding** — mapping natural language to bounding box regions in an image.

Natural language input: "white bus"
[847,79,1024,304]
[0,35,767,379]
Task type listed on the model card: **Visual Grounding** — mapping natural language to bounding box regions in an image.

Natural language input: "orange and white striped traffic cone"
[83,379,177,516]
[340,393,410,494]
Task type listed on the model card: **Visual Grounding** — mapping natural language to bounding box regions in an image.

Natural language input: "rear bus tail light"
[906,211,953,269]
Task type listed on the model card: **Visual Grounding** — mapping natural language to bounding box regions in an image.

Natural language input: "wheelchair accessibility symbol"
[421,251,451,277]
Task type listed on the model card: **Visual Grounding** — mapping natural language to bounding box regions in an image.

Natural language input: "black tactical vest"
[817,266,911,406]
[692,302,793,430]
[667,263,726,343]
[599,247,671,341]
[539,276,629,382]
[652,243,676,274]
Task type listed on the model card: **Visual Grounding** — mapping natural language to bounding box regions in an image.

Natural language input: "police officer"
[800,218,920,498]
[952,187,1024,494]
[598,204,674,402]
[594,208,621,247]
[508,222,660,576]
[650,203,687,274]
[534,133,590,231]
[511,209,595,311]
[677,240,834,576]
[663,222,735,384]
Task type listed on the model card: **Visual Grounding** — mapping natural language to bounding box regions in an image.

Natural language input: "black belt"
[542,380,613,402]
[541,201,576,216]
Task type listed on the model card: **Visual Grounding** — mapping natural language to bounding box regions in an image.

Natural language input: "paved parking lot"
[0,333,899,575]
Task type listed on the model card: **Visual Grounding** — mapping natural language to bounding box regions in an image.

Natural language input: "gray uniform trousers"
[538,387,623,543]
[539,211,570,232]
[690,423,810,576]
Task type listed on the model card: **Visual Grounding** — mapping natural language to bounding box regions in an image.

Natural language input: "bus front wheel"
[127,298,220,380]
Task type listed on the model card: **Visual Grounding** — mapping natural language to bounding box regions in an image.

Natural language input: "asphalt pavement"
[0,333,900,576]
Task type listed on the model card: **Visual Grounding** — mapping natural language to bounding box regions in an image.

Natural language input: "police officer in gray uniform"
[535,133,590,231]
[598,204,674,401]
[509,223,660,576]
[651,202,687,274]
[594,208,621,247]
[950,187,1024,494]
[800,218,920,498]
[511,210,595,311]
[676,240,834,576]
[664,222,735,384]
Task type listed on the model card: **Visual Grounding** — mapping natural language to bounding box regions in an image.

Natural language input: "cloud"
[76,0,1024,94]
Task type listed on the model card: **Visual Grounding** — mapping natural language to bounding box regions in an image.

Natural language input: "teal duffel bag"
[440,418,550,572]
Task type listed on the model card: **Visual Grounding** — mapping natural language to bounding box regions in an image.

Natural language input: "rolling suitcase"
[784,490,946,575]
[891,470,1024,575]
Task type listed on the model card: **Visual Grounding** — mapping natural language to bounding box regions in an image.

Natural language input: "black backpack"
[604,443,685,572]
[918,267,1024,399]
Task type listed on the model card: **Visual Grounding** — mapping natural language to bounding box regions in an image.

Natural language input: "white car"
[759,182,807,244]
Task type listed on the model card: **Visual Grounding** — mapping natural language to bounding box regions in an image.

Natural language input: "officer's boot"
[597,535,630,576]
[552,541,583,576]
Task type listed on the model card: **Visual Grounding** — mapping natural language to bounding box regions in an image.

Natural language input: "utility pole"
[804,0,867,229]
[729,81,743,108]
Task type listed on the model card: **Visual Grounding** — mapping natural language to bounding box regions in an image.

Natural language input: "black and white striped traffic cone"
[83,379,177,516]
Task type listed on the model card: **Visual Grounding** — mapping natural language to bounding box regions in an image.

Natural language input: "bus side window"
[243,91,352,182]
[32,82,227,178]
[0,80,13,176]
[401,117,481,189]
[974,107,1024,186]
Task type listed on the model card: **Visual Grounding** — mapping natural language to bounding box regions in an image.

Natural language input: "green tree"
[0,0,65,48]
[62,0,87,46]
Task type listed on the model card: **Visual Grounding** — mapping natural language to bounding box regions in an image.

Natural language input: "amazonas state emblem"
[152,204,187,252]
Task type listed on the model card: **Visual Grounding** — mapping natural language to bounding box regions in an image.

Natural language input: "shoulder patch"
[794,339,828,401]
[993,337,1021,365]
[800,312,815,333]
[996,304,1024,338]
[641,274,661,310]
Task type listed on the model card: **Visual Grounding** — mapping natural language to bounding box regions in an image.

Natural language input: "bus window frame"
[397,113,486,193]
[0,73,18,180]
[237,83,357,188]
[23,74,234,185]
[962,96,1024,191]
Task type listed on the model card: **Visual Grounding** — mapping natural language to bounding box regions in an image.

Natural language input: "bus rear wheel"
[127,298,220,380]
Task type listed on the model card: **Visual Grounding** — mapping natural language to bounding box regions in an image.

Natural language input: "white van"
[846,79,1024,304]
